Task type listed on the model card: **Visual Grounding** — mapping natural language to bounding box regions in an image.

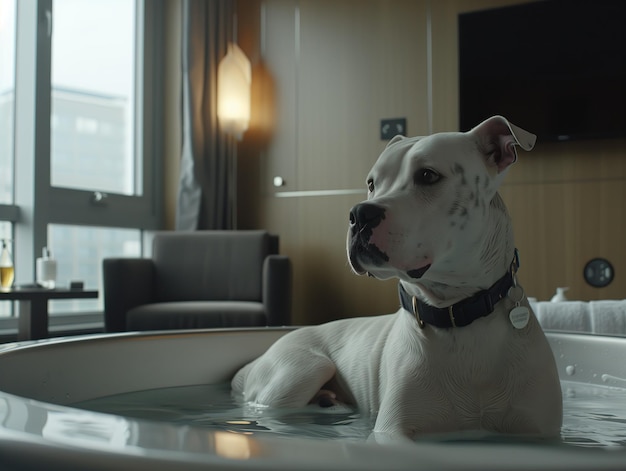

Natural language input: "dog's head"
[347,115,535,297]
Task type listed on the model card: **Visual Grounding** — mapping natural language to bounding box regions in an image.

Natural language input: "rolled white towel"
[590,300,626,336]
[533,301,591,333]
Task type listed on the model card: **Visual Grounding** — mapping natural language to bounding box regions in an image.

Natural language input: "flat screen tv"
[458,0,626,142]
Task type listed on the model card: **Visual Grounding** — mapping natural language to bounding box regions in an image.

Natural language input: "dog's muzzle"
[348,202,389,275]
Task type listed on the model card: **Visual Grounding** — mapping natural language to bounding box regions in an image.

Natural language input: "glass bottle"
[0,239,14,291]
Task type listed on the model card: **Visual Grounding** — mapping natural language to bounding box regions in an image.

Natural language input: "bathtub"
[0,327,625,470]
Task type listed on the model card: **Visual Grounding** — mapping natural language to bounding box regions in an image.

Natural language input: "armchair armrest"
[103,258,155,332]
[263,255,292,326]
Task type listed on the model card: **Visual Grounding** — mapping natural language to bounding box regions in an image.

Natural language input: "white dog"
[232,116,563,440]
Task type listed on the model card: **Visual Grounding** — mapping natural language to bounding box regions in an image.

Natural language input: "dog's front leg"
[232,330,338,408]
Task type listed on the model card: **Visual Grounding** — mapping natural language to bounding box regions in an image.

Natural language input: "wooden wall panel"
[499,139,626,302]
[238,1,429,324]
[296,1,429,190]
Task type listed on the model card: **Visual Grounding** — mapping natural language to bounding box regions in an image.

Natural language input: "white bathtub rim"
[0,327,297,405]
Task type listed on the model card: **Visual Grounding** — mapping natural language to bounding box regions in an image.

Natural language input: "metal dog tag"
[509,306,530,329]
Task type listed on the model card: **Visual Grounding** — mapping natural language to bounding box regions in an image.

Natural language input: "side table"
[0,288,99,340]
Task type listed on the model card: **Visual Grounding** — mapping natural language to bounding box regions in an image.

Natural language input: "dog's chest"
[428,322,527,412]
[388,312,521,400]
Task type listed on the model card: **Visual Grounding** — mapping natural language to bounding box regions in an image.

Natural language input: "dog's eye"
[414,168,441,186]
[367,179,375,193]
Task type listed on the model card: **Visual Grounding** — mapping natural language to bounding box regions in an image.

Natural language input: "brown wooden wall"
[236,0,626,325]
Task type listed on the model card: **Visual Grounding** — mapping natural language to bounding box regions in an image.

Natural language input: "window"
[0,0,164,327]
[0,0,16,319]
[0,0,16,205]
[51,0,138,195]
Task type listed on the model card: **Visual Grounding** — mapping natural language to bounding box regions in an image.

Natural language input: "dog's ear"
[386,134,406,147]
[471,115,536,175]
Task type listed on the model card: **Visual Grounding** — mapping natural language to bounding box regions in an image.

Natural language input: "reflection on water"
[561,380,626,447]
[74,381,626,449]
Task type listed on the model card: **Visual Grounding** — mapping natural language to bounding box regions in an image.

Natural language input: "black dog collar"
[398,251,520,329]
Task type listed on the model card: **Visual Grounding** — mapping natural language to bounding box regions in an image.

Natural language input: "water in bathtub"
[74,380,626,448]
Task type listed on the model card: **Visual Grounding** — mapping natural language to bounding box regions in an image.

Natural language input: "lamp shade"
[217,43,251,140]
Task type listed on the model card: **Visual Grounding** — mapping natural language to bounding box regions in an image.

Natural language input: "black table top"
[0,287,98,301]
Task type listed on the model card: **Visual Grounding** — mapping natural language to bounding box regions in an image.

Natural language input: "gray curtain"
[177,0,236,230]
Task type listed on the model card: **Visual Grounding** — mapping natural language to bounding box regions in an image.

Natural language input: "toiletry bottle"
[0,239,14,291]
[550,287,569,302]
[36,247,57,289]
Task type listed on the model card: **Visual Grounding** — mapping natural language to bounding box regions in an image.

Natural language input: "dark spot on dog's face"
[452,163,467,186]
[473,175,482,207]
[448,204,458,216]
[448,194,463,216]
[448,189,470,230]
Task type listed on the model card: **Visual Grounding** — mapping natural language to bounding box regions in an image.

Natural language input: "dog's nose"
[349,203,385,229]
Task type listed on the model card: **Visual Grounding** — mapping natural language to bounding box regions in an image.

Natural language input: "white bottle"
[550,287,569,302]
[36,247,57,289]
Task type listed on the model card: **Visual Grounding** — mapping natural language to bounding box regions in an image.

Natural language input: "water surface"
[75,380,626,448]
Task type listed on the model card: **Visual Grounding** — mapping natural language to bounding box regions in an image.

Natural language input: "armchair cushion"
[127,301,267,330]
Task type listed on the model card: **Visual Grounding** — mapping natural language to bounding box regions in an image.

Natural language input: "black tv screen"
[459,0,626,142]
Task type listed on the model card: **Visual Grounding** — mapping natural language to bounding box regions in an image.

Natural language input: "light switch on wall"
[380,118,407,140]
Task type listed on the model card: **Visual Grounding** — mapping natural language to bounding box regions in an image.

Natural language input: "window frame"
[0,0,164,331]
[43,0,163,229]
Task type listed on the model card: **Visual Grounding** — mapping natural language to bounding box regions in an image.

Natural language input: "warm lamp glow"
[217,43,251,140]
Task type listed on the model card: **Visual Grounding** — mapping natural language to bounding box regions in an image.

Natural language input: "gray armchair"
[103,230,292,332]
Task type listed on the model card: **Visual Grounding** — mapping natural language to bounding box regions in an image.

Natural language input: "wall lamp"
[217,42,251,140]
